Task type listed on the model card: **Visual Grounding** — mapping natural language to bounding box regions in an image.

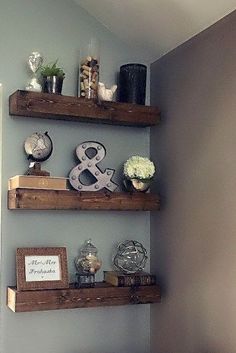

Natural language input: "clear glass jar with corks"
[79,38,100,99]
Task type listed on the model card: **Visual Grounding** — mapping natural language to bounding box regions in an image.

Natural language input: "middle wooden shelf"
[8,188,160,211]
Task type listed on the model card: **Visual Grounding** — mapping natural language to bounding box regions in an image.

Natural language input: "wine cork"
[80,55,99,99]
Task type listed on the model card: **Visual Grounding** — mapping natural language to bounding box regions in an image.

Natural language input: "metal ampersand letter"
[69,141,118,192]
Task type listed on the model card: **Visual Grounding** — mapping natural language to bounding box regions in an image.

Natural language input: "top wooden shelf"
[9,90,160,127]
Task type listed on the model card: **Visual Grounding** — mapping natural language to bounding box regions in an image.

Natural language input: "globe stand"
[26,162,50,176]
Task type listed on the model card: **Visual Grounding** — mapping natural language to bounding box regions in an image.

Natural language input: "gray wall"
[150,10,236,353]
[0,1,151,352]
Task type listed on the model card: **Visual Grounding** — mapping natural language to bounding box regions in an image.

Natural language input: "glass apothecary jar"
[79,39,100,99]
[75,239,102,287]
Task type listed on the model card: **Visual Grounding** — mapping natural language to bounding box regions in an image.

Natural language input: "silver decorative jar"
[123,177,151,192]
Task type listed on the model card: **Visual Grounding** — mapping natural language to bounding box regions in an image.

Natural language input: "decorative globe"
[24,131,53,162]
[113,240,148,274]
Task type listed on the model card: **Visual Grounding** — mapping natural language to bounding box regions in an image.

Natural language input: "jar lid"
[80,239,98,256]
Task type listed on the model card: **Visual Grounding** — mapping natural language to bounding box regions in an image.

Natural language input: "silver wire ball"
[113,240,148,274]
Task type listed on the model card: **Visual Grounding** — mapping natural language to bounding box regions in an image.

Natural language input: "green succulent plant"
[40,60,65,78]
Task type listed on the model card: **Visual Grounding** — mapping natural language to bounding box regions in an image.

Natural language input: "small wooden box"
[8,175,68,191]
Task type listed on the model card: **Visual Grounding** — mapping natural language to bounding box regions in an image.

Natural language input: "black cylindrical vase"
[119,63,147,105]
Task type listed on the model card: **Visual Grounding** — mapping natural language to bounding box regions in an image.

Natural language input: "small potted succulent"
[123,155,156,192]
[40,60,65,94]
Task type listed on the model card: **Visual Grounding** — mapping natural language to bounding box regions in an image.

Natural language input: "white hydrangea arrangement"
[124,155,155,181]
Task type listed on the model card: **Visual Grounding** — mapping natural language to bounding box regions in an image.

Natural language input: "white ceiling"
[74,0,236,62]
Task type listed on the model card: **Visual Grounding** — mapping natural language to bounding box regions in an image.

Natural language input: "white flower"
[124,156,155,180]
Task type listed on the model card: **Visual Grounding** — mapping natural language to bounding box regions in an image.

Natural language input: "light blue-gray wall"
[0,1,151,352]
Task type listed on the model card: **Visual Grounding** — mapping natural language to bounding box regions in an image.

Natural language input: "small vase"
[123,178,151,192]
[42,75,64,94]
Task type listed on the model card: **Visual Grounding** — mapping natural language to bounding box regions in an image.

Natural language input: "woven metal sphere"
[113,240,148,274]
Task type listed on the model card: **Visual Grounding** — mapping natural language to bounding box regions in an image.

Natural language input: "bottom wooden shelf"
[7,283,161,312]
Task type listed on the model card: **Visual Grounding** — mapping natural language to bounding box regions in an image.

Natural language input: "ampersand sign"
[69,141,118,192]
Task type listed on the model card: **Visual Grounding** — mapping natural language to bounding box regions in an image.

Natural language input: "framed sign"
[16,247,69,291]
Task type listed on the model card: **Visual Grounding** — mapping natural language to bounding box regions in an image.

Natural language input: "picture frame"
[16,247,69,291]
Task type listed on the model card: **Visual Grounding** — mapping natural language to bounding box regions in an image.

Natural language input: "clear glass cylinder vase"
[79,39,100,99]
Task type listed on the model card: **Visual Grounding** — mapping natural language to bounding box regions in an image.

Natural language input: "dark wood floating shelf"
[9,90,160,127]
[8,188,160,211]
[7,283,161,312]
